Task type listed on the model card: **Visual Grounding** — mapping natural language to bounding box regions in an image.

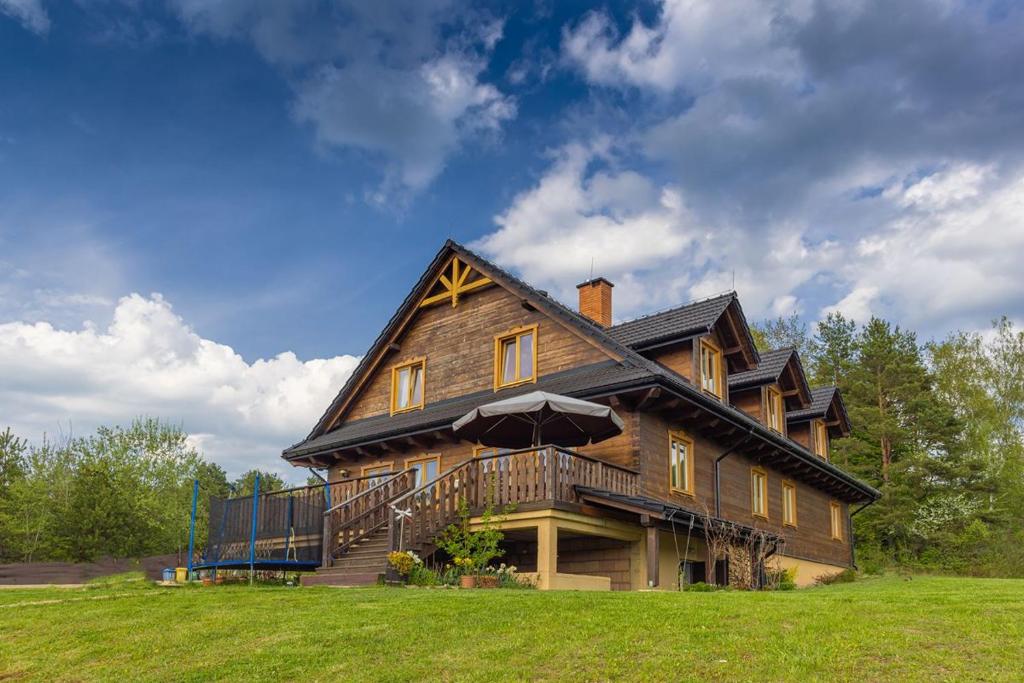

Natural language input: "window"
[814,419,830,460]
[750,467,768,518]
[390,358,425,414]
[406,454,441,488]
[830,501,844,541]
[782,480,798,527]
[766,386,784,433]
[494,325,537,389]
[362,464,393,488]
[700,338,724,398]
[668,431,695,496]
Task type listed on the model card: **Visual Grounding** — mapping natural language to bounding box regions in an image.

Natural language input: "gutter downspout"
[715,428,755,517]
[848,500,876,570]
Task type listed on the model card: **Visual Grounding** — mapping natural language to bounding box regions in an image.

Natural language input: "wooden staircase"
[301,527,390,586]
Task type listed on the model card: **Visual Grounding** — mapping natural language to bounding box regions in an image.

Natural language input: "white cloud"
[562,0,803,92]
[0,293,359,481]
[293,52,514,196]
[473,142,837,321]
[0,0,50,34]
[829,166,1024,326]
[164,0,514,200]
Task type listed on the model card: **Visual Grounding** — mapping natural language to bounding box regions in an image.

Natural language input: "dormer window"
[814,419,830,460]
[390,358,425,414]
[494,324,537,389]
[699,338,723,398]
[766,386,784,433]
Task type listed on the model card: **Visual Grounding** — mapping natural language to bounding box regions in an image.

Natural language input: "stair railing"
[321,470,416,567]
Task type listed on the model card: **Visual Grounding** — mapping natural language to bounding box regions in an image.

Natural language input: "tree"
[232,469,286,496]
[808,312,857,388]
[0,427,29,562]
[750,314,811,358]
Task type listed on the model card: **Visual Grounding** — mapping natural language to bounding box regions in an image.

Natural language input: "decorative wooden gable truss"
[418,256,492,309]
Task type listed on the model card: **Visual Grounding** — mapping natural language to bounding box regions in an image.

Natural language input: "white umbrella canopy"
[452,390,625,448]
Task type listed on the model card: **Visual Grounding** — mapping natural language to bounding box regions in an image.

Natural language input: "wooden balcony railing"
[387,446,639,555]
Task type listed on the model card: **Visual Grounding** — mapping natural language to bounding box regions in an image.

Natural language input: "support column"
[536,518,558,590]
[645,525,659,588]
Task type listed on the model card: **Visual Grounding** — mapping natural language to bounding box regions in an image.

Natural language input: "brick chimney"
[577,277,614,327]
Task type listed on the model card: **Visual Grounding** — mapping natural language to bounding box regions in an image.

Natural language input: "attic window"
[494,325,537,389]
[766,385,784,433]
[814,419,830,460]
[699,338,724,398]
[390,358,425,415]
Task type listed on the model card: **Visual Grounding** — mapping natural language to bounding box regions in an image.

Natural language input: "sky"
[1,0,1023,482]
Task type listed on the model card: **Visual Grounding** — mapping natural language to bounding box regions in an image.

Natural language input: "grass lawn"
[2,574,1022,682]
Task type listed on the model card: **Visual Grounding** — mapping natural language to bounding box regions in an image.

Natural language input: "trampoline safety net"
[200,485,325,570]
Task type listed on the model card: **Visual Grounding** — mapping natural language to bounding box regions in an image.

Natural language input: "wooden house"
[282,241,879,589]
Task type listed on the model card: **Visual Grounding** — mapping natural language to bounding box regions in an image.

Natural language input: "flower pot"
[476,575,499,589]
[459,575,477,589]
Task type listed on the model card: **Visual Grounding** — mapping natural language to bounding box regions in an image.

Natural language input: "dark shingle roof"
[727,348,796,388]
[606,292,736,348]
[575,486,784,542]
[787,387,838,420]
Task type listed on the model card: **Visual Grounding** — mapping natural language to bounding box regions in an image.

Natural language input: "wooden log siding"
[388,447,640,554]
[341,285,613,422]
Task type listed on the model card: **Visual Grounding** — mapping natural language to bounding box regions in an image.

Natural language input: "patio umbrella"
[452,390,624,448]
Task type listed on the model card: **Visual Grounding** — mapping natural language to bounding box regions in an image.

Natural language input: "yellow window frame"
[668,430,695,496]
[782,480,798,527]
[493,324,538,390]
[750,466,768,519]
[814,419,830,460]
[765,385,785,433]
[699,337,724,399]
[406,454,442,487]
[830,500,844,541]
[390,357,426,415]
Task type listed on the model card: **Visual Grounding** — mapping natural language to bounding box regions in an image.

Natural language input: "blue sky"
[2,0,1023,479]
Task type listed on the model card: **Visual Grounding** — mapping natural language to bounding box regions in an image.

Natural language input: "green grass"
[2,574,1022,681]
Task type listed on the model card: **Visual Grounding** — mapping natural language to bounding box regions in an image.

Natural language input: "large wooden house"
[283,241,879,589]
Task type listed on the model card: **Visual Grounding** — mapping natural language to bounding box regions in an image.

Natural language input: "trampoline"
[187,474,327,576]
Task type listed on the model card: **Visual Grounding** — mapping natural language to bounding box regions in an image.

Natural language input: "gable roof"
[787,386,852,435]
[727,347,813,405]
[285,240,876,502]
[607,292,759,361]
[299,240,630,443]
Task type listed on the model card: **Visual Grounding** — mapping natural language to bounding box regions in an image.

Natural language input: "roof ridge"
[609,290,736,329]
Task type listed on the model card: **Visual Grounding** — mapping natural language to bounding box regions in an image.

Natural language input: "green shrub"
[815,568,857,586]
[683,581,717,592]
[407,563,440,586]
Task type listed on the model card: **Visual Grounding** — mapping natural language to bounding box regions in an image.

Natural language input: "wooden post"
[536,518,558,590]
[547,448,559,501]
[645,520,659,589]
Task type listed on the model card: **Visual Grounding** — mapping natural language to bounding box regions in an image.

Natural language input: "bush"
[683,581,721,592]
[407,563,440,586]
[387,550,422,577]
[434,498,508,575]
[765,567,797,591]
[815,568,857,586]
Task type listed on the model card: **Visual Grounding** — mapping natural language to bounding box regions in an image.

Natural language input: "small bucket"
[175,567,188,583]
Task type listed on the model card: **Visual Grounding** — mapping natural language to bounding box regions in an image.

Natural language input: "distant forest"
[750,312,1024,576]
[1,312,1022,576]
